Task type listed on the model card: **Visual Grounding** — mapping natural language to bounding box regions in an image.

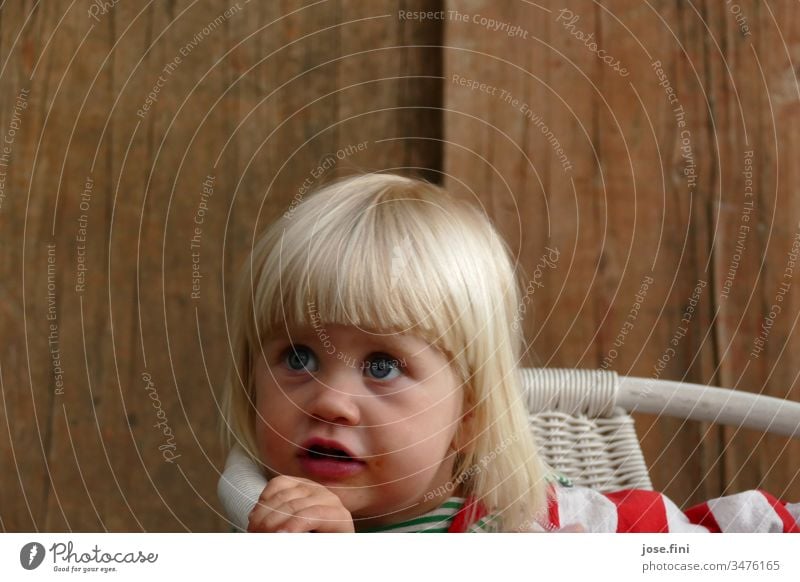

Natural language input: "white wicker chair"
[524,368,800,493]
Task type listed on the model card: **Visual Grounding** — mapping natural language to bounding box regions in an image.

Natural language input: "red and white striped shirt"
[542,485,800,533]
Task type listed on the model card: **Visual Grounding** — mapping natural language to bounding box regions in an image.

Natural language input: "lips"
[299,437,361,461]
[298,437,366,480]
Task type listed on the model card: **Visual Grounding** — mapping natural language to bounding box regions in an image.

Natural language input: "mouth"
[305,444,355,461]
[299,438,361,461]
[298,438,366,479]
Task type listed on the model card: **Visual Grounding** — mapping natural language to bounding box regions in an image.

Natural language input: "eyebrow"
[262,330,427,358]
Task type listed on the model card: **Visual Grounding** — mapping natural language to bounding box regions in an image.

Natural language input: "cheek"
[379,395,461,459]
[404,379,463,435]
[252,371,296,461]
[254,360,294,420]
[253,398,298,471]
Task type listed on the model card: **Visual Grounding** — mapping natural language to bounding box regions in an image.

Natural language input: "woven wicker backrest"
[521,368,654,492]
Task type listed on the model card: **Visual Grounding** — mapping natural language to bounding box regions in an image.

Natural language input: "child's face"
[253,323,467,529]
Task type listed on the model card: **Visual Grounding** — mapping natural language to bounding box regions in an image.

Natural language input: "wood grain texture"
[444,0,799,506]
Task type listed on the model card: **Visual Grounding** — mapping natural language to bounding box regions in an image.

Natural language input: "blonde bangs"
[248,174,482,374]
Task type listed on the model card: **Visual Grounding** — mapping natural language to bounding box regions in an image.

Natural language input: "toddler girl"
[219,172,799,533]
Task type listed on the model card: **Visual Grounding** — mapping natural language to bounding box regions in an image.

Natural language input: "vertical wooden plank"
[587,0,725,505]
[126,1,267,530]
[583,0,712,504]
[46,0,121,531]
[0,0,46,532]
[445,0,603,371]
[4,1,115,532]
[702,0,800,498]
[756,1,800,500]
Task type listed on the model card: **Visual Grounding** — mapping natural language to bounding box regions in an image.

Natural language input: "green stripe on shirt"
[360,497,499,533]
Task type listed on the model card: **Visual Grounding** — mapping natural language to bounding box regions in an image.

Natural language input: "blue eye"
[283,345,318,372]
[363,353,404,381]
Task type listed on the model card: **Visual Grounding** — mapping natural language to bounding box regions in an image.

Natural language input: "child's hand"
[247,475,354,533]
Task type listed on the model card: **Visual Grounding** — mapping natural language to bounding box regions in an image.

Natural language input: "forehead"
[262,324,436,357]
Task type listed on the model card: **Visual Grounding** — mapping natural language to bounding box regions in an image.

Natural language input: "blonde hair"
[221,172,550,531]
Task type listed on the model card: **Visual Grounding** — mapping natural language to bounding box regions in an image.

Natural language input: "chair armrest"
[617,376,800,438]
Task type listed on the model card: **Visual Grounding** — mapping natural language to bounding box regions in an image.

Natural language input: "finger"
[259,474,311,498]
[248,490,307,532]
[258,475,337,507]
[248,476,320,530]
[250,495,332,533]
[247,476,344,532]
[253,484,311,514]
[280,505,353,533]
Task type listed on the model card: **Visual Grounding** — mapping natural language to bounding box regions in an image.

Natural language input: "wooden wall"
[444,0,799,505]
[0,0,797,531]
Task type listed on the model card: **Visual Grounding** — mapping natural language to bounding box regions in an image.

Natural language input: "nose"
[304,372,361,426]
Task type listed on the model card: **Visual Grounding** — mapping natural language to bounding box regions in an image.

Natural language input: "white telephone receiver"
[217,445,268,531]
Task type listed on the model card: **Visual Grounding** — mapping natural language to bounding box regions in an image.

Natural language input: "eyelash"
[278,344,407,380]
